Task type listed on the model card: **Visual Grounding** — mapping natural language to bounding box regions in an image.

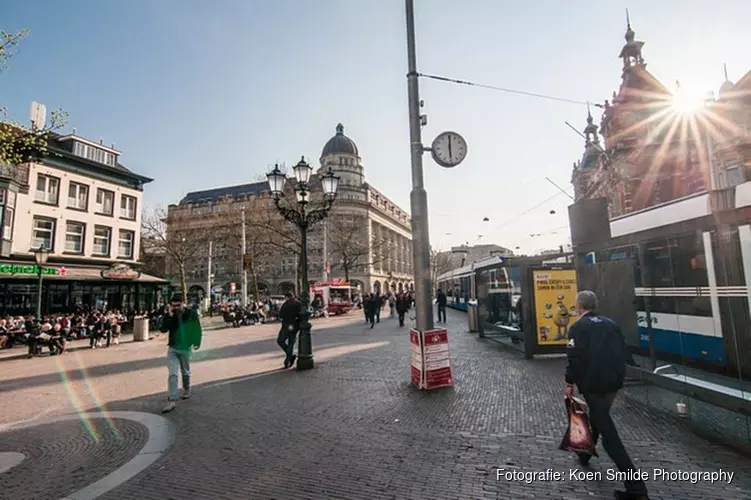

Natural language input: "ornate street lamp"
[32,244,49,318]
[267,156,339,370]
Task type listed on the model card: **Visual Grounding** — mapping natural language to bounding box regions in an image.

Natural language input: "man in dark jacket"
[564,290,649,500]
[396,293,410,327]
[160,293,202,413]
[435,289,447,323]
[277,292,302,368]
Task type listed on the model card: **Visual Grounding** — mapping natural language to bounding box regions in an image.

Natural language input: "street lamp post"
[32,245,49,318]
[267,157,340,371]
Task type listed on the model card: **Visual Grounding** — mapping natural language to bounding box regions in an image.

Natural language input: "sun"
[672,84,706,115]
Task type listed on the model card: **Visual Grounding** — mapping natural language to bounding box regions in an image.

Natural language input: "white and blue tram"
[437,182,751,374]
[589,188,751,369]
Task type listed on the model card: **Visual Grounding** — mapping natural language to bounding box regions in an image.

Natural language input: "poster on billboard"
[532,269,579,345]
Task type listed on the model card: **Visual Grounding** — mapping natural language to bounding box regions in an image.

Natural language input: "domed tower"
[319,123,366,200]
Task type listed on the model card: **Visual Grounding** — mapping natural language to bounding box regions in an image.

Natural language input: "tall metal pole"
[36,266,44,318]
[405,0,434,333]
[206,240,213,311]
[241,208,248,308]
[322,220,328,283]
[297,220,314,370]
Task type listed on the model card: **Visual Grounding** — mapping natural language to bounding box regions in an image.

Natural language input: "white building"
[0,130,165,315]
[169,123,415,299]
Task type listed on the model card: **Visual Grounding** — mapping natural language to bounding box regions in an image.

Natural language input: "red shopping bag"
[559,395,598,456]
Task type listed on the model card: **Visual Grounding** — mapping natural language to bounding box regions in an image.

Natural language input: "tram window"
[670,234,708,288]
[642,238,674,288]
[634,296,712,317]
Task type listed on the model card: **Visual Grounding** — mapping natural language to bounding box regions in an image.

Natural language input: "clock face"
[431,131,467,168]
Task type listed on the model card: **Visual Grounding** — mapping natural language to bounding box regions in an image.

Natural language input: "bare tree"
[430,247,455,291]
[326,213,388,282]
[141,206,211,299]
[1,29,67,165]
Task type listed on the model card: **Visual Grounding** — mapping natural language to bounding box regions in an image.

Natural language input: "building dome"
[321,123,359,157]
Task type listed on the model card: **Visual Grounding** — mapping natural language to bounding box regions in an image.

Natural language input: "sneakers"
[161,401,176,413]
[181,389,192,400]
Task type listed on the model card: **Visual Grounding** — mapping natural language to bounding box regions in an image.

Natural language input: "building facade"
[167,123,414,300]
[0,129,165,315]
[571,21,712,215]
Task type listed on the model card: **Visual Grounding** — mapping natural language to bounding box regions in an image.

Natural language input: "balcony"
[0,162,30,190]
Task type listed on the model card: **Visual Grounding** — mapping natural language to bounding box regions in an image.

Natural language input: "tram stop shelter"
[469,253,580,359]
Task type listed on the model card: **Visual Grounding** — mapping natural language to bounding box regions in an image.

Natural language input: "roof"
[181,181,268,204]
[321,123,359,158]
[47,132,153,184]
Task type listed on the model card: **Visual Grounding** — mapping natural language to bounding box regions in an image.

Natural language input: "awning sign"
[101,263,141,280]
[0,263,62,276]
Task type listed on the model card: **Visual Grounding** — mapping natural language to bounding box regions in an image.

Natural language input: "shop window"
[32,217,55,251]
[35,174,59,205]
[118,229,135,259]
[65,221,85,254]
[93,226,111,256]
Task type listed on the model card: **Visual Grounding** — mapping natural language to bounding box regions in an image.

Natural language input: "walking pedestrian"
[564,290,649,500]
[277,292,302,368]
[388,294,396,319]
[161,293,203,413]
[435,288,447,323]
[396,293,409,327]
[365,293,378,329]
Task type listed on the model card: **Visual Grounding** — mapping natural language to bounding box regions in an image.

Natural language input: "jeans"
[585,392,648,495]
[398,311,406,327]
[277,324,298,361]
[437,306,446,323]
[167,347,192,401]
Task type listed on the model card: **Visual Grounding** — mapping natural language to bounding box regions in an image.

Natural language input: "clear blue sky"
[3,0,750,254]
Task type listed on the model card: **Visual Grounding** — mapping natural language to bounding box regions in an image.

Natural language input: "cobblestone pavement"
[1,310,750,499]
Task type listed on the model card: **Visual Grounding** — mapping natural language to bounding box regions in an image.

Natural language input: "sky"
[3,0,751,255]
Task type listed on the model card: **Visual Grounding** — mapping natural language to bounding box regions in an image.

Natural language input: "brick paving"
[0,418,147,500]
[1,310,750,499]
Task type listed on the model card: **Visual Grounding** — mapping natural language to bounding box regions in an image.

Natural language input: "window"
[120,195,137,220]
[95,189,114,215]
[118,229,134,259]
[32,217,55,250]
[35,174,59,204]
[74,141,117,167]
[2,207,13,241]
[68,182,89,210]
[726,165,743,187]
[93,226,111,256]
[65,222,85,254]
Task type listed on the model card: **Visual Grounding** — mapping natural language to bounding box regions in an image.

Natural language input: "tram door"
[577,260,639,348]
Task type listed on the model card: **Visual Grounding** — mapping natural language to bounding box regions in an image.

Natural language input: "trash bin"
[133,316,150,342]
[468,300,479,333]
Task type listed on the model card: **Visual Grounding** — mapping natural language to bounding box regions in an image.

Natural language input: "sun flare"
[672,85,706,115]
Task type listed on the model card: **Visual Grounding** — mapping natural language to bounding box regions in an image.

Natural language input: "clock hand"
[448,136,453,158]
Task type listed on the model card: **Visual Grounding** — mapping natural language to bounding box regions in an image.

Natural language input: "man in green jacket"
[160,293,202,413]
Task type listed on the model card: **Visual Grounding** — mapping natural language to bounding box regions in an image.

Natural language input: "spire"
[583,103,599,145]
[625,9,634,41]
[336,123,344,135]
[724,63,729,82]
[618,10,645,71]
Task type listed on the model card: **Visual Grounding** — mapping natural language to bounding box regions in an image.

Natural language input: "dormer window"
[73,141,117,167]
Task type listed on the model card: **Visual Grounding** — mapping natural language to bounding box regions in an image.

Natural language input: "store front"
[0,261,168,316]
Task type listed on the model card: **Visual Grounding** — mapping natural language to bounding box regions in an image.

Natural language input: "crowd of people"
[0,309,161,358]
